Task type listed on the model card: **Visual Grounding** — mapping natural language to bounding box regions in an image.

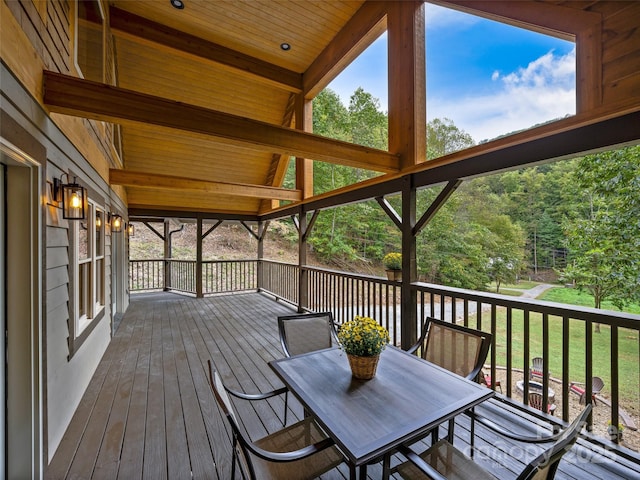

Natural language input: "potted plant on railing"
[338,315,389,380]
[383,252,402,281]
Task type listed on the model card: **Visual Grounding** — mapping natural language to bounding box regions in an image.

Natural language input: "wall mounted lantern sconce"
[95,212,103,230]
[111,214,123,233]
[127,223,135,237]
[53,174,87,220]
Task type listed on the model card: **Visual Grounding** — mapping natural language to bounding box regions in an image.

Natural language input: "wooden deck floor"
[46,292,640,480]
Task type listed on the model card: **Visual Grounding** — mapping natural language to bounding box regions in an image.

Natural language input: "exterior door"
[1,139,42,480]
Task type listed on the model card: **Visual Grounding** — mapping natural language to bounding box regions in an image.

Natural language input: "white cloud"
[428,48,576,142]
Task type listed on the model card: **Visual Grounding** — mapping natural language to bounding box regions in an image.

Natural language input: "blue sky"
[327,3,576,143]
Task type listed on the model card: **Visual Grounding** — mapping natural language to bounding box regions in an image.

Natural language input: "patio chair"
[394,403,592,480]
[406,317,492,443]
[207,360,345,480]
[529,356,544,380]
[570,376,605,405]
[529,392,557,416]
[278,311,340,358]
[407,317,492,383]
[480,369,502,393]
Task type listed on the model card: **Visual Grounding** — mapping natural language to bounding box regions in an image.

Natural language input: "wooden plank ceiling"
[43,1,640,219]
[105,0,371,217]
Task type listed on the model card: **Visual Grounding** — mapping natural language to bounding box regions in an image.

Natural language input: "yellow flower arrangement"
[338,315,390,357]
[383,252,402,270]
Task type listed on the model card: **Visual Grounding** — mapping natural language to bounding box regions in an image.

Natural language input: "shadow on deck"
[46,292,639,479]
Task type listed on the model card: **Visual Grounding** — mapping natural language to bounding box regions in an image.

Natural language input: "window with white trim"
[72,201,105,343]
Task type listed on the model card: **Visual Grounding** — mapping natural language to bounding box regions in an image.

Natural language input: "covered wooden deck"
[46,292,639,480]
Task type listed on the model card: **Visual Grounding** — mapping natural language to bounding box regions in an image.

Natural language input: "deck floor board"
[46,292,639,480]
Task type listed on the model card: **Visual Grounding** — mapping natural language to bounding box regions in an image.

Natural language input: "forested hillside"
[132,87,640,309]
[284,88,640,306]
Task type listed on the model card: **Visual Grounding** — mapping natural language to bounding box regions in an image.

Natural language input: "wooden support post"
[295,94,314,199]
[163,220,171,291]
[257,221,266,291]
[401,176,417,350]
[196,217,203,298]
[294,93,313,312]
[298,208,308,313]
[387,0,426,170]
[388,0,425,348]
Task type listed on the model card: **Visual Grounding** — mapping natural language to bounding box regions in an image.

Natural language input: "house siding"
[1,0,128,468]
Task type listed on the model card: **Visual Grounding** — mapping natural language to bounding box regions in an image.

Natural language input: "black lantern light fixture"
[53,174,87,220]
[111,214,123,233]
[95,211,103,230]
[127,223,135,237]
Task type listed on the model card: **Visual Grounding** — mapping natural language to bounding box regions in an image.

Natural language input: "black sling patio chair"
[406,317,493,443]
[278,311,340,358]
[207,360,345,480]
[394,403,592,480]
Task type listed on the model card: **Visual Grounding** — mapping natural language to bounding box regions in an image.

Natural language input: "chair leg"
[382,453,391,480]
[447,418,456,444]
[283,391,288,425]
[470,407,476,459]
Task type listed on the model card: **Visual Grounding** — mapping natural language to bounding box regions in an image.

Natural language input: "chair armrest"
[467,410,562,443]
[224,384,289,402]
[247,436,336,463]
[405,340,420,356]
[397,445,448,480]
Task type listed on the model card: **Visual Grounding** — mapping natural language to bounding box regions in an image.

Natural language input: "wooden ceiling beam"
[43,71,400,173]
[110,169,302,201]
[128,207,259,221]
[303,0,388,98]
[109,6,302,93]
[432,1,601,40]
[262,103,640,219]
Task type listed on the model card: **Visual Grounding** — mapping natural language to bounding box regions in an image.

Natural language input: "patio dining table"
[269,345,494,480]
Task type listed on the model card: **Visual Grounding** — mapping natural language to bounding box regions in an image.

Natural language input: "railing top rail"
[202,259,257,264]
[301,264,400,284]
[259,259,300,267]
[413,281,640,328]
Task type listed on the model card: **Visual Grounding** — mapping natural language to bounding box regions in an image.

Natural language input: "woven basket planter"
[347,353,380,380]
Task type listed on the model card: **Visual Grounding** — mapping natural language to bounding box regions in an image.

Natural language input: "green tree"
[426,117,475,159]
[561,146,640,309]
[308,88,391,266]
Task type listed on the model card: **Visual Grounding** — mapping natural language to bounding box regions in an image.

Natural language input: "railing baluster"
[562,315,570,421]
[523,310,530,405]
[506,307,512,397]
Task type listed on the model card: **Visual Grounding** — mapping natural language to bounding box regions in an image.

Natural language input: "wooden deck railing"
[203,259,257,293]
[129,259,164,291]
[129,259,257,294]
[129,258,640,445]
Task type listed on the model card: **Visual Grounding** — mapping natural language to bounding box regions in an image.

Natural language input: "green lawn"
[540,286,640,314]
[478,286,640,405]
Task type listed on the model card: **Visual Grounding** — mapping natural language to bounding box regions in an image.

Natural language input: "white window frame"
[69,199,105,356]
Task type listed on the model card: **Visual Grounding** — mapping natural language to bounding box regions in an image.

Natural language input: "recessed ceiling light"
[280,42,291,51]
[170,0,185,9]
